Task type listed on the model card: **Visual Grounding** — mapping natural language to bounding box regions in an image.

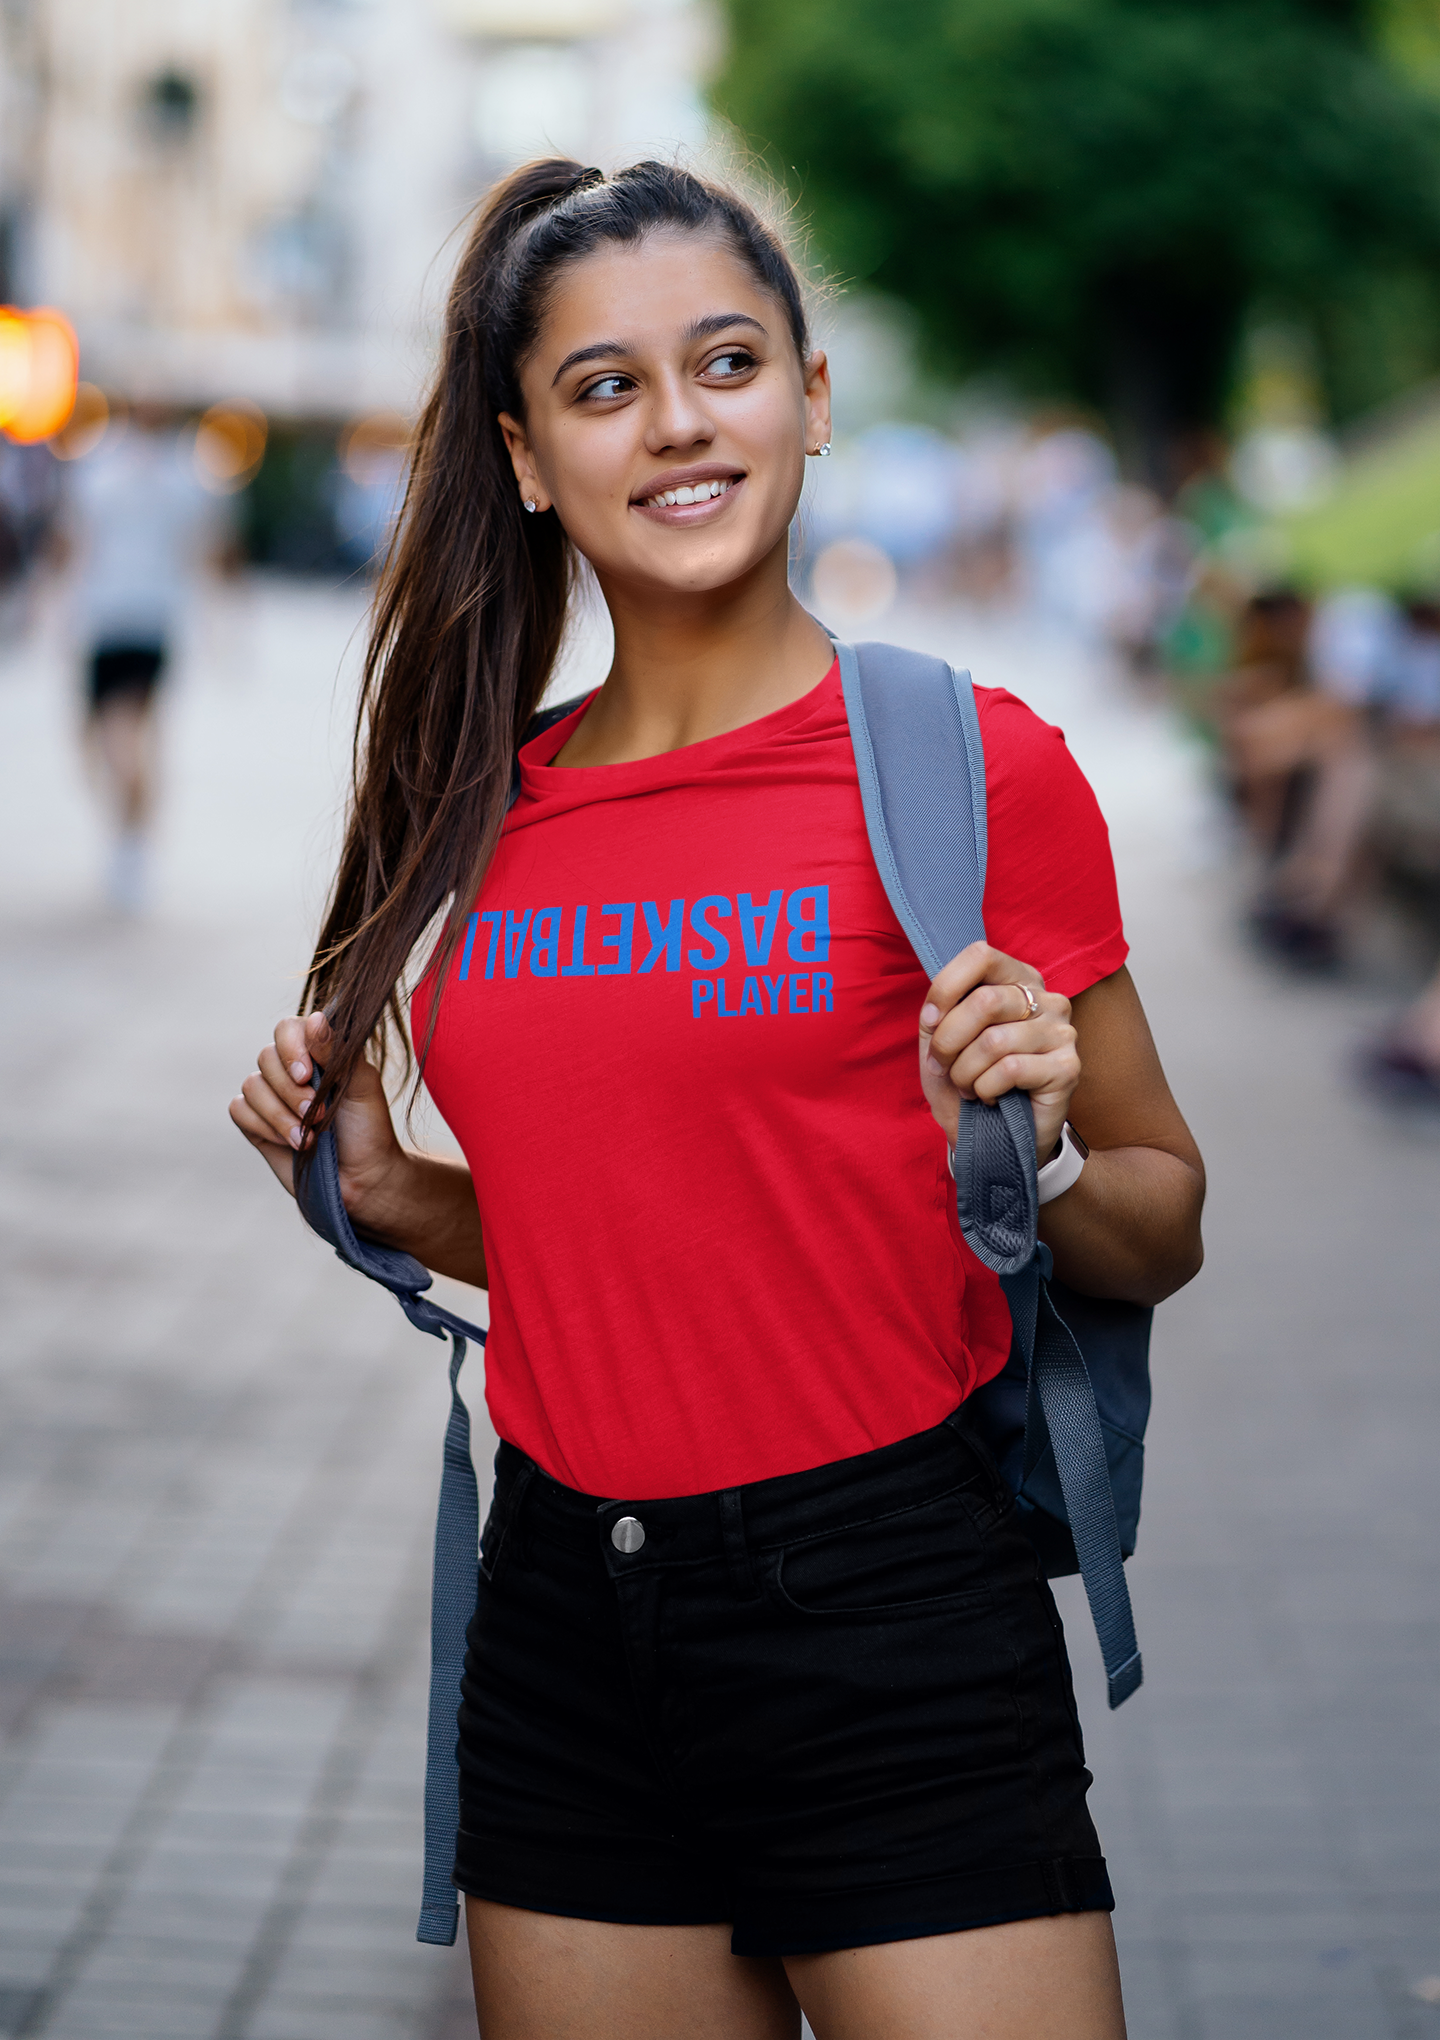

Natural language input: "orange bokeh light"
[194,399,267,492]
[0,307,80,444]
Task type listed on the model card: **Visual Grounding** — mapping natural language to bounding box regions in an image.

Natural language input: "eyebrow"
[550,312,769,387]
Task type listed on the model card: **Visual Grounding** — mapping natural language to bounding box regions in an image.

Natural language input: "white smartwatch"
[1036,1121,1089,1204]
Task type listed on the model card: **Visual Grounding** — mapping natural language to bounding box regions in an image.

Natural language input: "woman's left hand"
[919,941,1080,1161]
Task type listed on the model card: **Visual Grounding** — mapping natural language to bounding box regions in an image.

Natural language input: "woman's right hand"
[228,1012,408,1226]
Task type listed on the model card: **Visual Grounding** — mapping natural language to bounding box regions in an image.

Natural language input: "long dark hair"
[301,157,812,1141]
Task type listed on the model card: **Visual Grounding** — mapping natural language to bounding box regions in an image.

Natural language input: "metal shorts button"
[611,1515,645,1554]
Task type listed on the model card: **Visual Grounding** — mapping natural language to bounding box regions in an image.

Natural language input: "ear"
[802,351,832,457]
[497,411,552,514]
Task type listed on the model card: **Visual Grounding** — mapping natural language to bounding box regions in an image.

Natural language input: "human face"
[498,229,830,600]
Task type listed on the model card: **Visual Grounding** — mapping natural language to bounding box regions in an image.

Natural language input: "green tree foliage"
[714,0,1440,456]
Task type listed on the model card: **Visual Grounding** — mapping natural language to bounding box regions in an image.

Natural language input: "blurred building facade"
[0,0,716,417]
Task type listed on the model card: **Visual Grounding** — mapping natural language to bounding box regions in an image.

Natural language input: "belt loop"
[718,1488,759,1600]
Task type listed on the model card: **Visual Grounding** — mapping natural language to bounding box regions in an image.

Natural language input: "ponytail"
[302,157,811,1145]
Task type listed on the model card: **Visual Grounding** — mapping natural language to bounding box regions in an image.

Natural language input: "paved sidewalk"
[2,580,1438,2038]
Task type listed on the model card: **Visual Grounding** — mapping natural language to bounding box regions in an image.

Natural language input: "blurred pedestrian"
[68,401,210,912]
[230,159,1203,2039]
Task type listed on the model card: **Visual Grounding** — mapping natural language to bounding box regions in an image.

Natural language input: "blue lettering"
[761,973,786,1014]
[786,885,830,963]
[788,973,810,1013]
[739,976,763,1016]
[687,894,732,969]
[692,978,715,1017]
[530,907,561,977]
[561,905,596,977]
[503,909,532,979]
[480,910,502,980]
[598,903,635,976]
[812,971,834,1012]
[639,899,684,973]
[717,977,742,1017]
[458,911,480,982]
[737,889,782,966]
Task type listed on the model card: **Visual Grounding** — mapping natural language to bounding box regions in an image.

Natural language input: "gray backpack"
[296,636,1149,1948]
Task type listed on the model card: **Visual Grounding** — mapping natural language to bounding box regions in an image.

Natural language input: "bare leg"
[786,1911,1125,2040]
[464,1898,802,2040]
[87,695,157,832]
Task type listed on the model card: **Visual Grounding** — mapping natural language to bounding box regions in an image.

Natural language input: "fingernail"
[920,1004,939,1028]
[925,1051,942,1074]
[290,1061,308,1081]
[288,1125,302,1148]
[298,1096,312,1117]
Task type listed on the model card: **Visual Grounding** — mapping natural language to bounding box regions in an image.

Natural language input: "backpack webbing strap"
[416,1332,480,1944]
[1002,1256,1143,1707]
[838,635,1142,1708]
[296,1127,484,1945]
[836,638,1037,1276]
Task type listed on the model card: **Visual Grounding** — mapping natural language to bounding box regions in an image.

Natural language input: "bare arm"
[920,948,1203,1308]
[228,1012,489,1289]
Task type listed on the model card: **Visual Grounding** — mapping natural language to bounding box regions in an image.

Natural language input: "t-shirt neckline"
[521,656,841,789]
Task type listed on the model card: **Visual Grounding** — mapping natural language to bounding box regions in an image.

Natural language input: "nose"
[644,368,715,456]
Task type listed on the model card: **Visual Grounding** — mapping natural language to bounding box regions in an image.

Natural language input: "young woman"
[230,159,1204,2040]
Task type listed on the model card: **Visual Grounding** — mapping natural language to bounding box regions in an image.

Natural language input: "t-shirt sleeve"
[975,686,1128,998]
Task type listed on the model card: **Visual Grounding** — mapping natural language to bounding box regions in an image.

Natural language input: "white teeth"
[643,479,734,508]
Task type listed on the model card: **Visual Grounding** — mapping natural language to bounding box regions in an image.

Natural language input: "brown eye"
[581,374,634,402]
[706,350,758,379]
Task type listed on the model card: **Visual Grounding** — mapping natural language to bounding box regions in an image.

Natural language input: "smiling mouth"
[630,466,746,522]
[640,477,737,509]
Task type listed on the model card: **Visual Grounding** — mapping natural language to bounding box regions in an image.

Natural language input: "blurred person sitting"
[1216,588,1372,969]
[1367,598,1440,880]
[68,401,212,913]
[1356,599,1440,1099]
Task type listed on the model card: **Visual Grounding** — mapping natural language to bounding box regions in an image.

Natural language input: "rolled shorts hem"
[453,1854,1114,1960]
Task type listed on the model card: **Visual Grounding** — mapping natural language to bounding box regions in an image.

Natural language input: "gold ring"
[1014,983,1041,1021]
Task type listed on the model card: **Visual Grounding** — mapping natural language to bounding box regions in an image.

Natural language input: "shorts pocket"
[773,1488,995,1619]
[479,1463,535,1587]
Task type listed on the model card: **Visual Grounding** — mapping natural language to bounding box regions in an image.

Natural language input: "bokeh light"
[194,399,268,492]
[811,536,898,625]
[0,306,79,444]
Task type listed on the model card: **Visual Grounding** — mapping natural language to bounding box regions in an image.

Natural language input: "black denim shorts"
[454,1408,1112,1958]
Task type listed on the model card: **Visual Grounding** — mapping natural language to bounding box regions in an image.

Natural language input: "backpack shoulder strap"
[836,635,1142,1709]
[837,639,1038,1277]
[837,639,986,976]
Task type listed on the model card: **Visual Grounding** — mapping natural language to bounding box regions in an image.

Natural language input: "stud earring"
[808,442,832,457]
[522,498,537,513]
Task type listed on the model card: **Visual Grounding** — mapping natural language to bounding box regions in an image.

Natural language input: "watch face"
[1067,1123,1090,1160]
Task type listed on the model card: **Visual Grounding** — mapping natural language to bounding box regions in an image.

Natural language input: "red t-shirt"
[415,658,1126,1499]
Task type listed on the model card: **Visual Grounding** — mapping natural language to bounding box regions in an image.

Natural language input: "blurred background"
[2,1,1439,2036]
